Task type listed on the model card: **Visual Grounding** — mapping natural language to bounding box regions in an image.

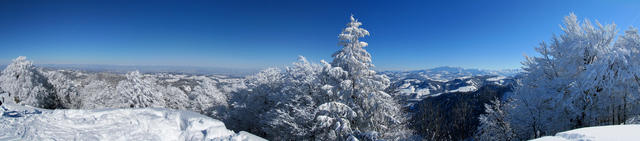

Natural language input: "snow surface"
[486,76,507,81]
[382,66,520,82]
[0,103,266,141]
[448,85,477,93]
[532,125,640,141]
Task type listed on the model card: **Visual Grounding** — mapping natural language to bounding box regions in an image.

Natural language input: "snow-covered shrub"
[44,70,83,109]
[78,80,115,109]
[187,77,228,119]
[163,85,189,110]
[115,71,165,108]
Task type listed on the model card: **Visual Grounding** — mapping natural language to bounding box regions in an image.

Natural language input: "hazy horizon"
[2,0,639,70]
[0,60,521,74]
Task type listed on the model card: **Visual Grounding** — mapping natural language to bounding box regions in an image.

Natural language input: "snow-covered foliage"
[0,103,265,141]
[477,13,640,140]
[475,99,515,141]
[0,56,239,116]
[187,77,228,119]
[313,102,357,140]
[0,56,58,108]
[327,15,412,140]
[43,70,82,109]
[116,71,166,108]
[226,16,413,140]
[78,80,115,109]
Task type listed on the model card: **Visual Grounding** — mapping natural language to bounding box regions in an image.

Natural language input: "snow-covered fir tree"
[227,16,413,140]
[319,15,412,140]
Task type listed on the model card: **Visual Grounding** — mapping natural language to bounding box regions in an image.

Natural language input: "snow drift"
[0,103,265,141]
[532,125,640,141]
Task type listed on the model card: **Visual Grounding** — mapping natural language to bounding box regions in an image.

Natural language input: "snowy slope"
[382,66,521,82]
[0,103,266,141]
[532,125,640,141]
[388,74,515,108]
[384,67,519,103]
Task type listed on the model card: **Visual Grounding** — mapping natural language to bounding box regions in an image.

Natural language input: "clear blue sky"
[1,0,639,70]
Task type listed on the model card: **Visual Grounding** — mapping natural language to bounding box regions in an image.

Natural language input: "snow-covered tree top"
[332,15,374,74]
[339,15,369,46]
[2,56,33,75]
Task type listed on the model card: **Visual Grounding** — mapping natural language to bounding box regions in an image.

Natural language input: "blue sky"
[1,0,639,70]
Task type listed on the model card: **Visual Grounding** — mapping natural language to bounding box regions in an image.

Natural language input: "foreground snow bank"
[532,125,640,141]
[0,103,265,141]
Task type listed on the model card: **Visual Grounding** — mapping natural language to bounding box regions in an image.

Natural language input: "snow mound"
[0,103,266,141]
[532,125,640,141]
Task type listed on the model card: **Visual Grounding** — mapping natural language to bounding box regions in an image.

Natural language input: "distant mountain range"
[383,66,521,108]
[382,66,521,82]
[384,67,521,139]
[15,64,261,76]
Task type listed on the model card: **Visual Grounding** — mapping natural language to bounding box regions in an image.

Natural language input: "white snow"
[486,76,506,81]
[0,103,266,141]
[448,85,477,93]
[399,86,415,94]
[532,125,640,141]
[415,88,431,96]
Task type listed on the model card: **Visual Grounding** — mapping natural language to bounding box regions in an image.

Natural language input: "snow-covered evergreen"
[226,16,413,140]
[325,15,412,140]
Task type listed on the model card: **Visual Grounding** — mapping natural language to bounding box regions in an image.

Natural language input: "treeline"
[0,56,233,120]
[413,84,513,140]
